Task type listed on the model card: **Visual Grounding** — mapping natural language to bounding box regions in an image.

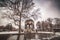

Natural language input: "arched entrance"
[36,21,42,31]
[24,19,35,40]
[25,19,34,31]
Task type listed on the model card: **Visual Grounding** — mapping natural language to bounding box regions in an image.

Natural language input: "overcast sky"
[33,0,60,20]
[0,0,60,27]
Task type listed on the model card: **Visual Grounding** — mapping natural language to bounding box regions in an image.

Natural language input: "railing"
[0,31,60,40]
[0,31,54,35]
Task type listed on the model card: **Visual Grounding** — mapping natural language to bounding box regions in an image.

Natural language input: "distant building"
[24,19,35,39]
[36,21,42,31]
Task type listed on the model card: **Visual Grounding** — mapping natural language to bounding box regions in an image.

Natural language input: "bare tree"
[1,0,41,27]
[2,0,34,40]
[0,0,42,40]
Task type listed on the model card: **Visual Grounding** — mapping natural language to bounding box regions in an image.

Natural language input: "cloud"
[34,0,60,20]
